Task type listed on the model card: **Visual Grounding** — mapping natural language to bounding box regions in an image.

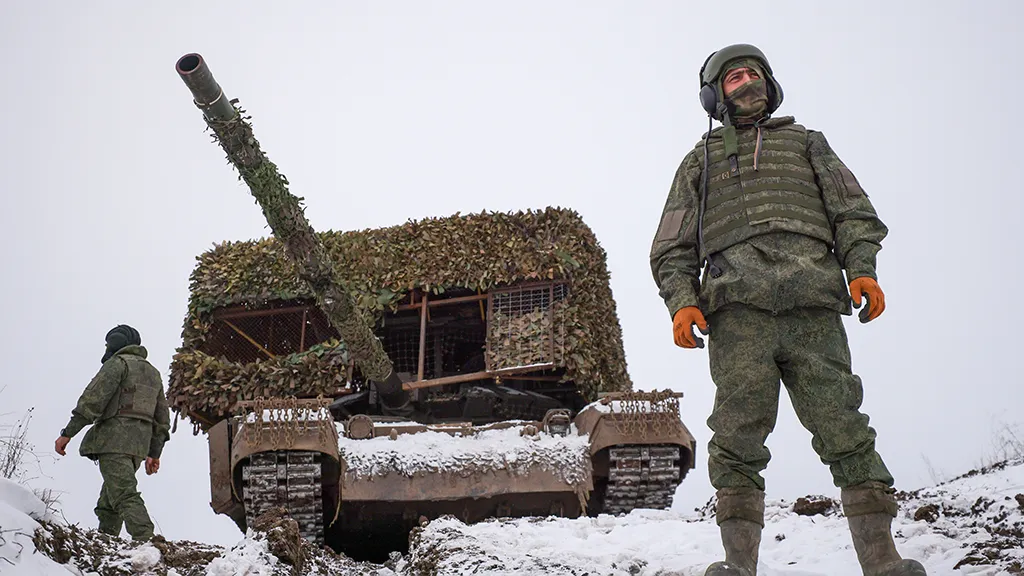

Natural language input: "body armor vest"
[99,354,162,424]
[698,119,833,256]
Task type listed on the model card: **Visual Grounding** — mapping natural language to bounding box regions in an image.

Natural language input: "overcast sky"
[1,1,1020,547]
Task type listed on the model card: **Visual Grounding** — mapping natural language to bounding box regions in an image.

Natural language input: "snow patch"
[896,459,1024,572]
[402,459,1024,575]
[205,531,279,576]
[0,476,48,521]
[338,425,591,486]
[245,407,332,423]
[0,478,73,575]
[581,397,680,417]
[130,543,161,572]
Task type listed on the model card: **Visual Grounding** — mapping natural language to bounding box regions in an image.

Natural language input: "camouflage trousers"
[705,305,894,491]
[94,454,155,540]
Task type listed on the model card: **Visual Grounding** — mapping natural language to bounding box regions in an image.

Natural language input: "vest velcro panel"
[699,123,833,254]
[704,141,806,172]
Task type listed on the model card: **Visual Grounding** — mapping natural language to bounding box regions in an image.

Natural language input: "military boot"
[842,482,927,576]
[704,487,764,576]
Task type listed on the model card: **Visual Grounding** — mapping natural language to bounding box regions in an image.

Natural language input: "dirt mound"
[31,510,392,576]
[32,522,219,576]
[792,495,839,517]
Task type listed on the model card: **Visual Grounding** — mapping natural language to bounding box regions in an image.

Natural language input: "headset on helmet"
[698,43,784,121]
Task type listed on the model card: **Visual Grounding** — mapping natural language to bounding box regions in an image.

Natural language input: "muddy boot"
[704,488,764,576]
[842,482,927,576]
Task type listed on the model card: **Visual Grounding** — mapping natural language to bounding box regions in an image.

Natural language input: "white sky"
[1,2,1020,547]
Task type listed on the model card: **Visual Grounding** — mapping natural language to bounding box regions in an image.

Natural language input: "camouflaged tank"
[170,53,696,560]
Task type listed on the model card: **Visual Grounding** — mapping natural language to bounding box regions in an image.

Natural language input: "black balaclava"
[102,324,141,364]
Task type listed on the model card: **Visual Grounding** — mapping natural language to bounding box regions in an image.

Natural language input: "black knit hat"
[101,324,141,363]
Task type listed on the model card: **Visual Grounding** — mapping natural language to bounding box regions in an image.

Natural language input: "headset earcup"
[768,77,784,113]
[699,84,718,117]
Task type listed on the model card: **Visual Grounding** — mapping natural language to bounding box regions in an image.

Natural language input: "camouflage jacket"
[63,345,171,460]
[650,116,888,319]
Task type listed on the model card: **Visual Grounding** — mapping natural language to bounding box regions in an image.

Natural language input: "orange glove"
[673,306,709,349]
[849,277,885,323]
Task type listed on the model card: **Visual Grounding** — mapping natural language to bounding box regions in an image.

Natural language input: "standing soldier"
[649,44,926,576]
[54,325,171,541]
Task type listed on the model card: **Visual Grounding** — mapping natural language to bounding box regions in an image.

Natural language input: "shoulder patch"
[838,165,867,197]
[655,209,690,243]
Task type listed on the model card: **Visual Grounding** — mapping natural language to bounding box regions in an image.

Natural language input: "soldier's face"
[722,67,761,97]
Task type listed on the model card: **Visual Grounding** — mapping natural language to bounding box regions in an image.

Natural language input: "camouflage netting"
[487,299,568,371]
[171,340,351,422]
[168,207,632,424]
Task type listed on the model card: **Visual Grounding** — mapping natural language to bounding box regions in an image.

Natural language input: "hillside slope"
[2,458,1021,575]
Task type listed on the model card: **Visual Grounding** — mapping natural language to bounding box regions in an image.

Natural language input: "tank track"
[604,445,681,515]
[242,451,324,545]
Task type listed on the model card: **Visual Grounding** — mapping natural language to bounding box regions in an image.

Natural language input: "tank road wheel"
[603,444,681,515]
[242,451,324,545]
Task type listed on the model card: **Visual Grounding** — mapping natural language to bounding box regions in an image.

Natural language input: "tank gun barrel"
[174,53,408,410]
[176,53,237,123]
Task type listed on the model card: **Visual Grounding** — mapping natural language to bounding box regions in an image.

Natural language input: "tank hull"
[206,392,694,559]
[210,405,591,559]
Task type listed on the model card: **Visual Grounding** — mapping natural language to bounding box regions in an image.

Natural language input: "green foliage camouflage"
[487,300,568,371]
[169,341,352,421]
[201,101,395,384]
[168,207,632,424]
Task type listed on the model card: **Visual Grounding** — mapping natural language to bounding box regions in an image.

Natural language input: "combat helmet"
[698,43,784,121]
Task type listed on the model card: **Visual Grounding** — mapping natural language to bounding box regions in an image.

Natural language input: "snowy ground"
[2,458,1021,575]
[338,424,592,486]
